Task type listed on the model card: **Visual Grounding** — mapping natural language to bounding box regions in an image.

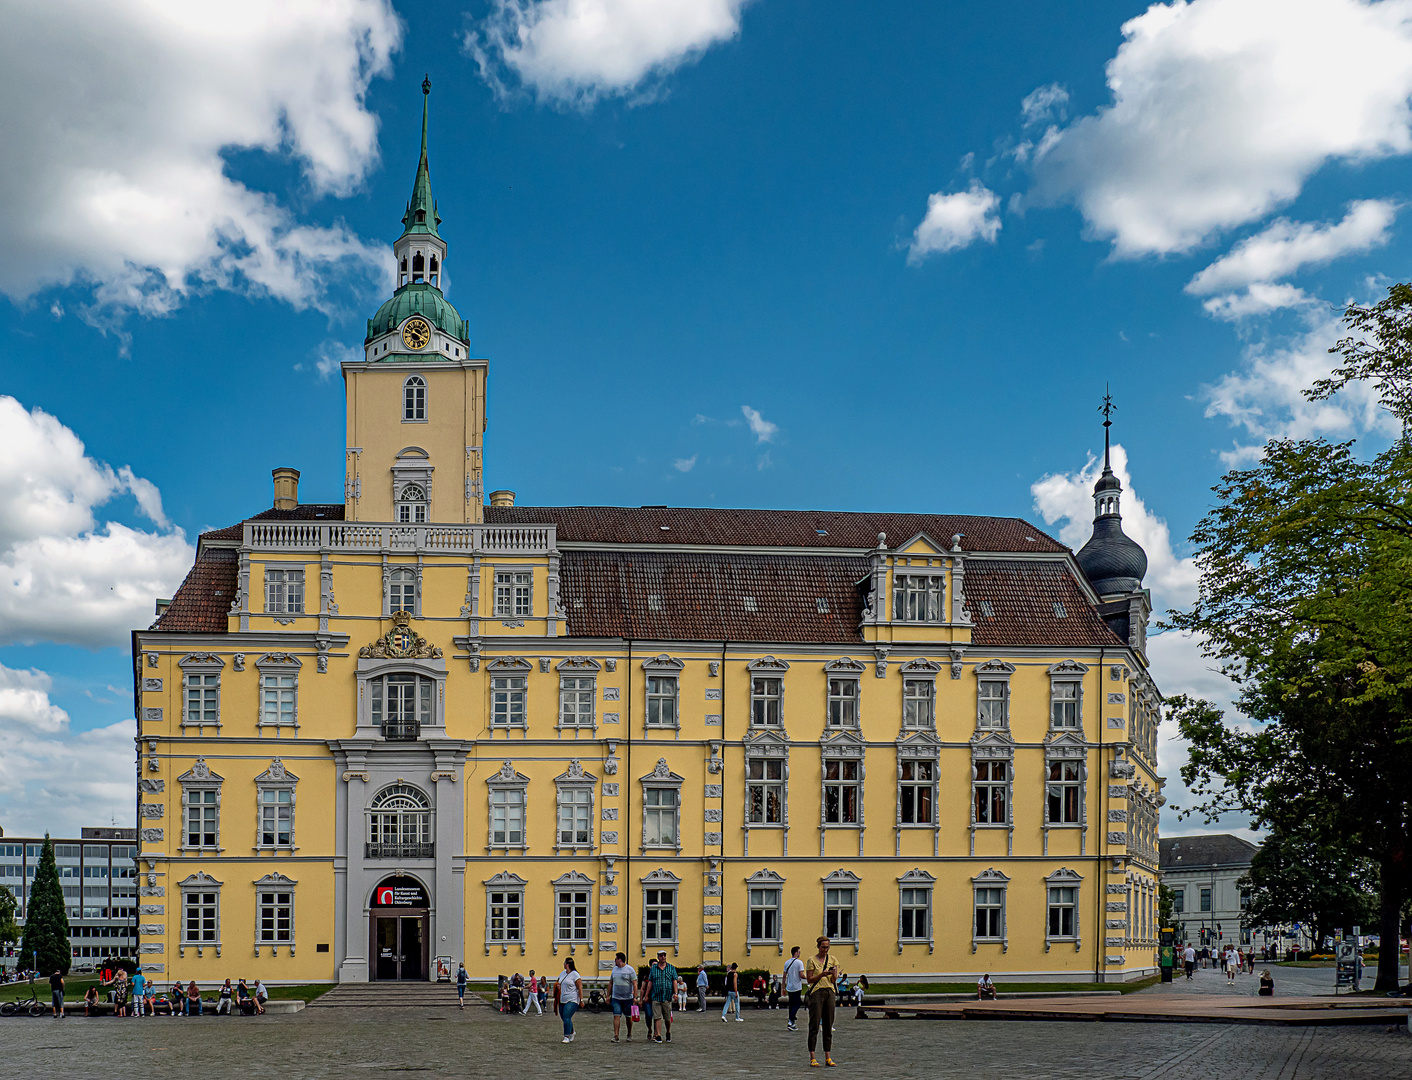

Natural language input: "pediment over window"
[896,532,948,556]
[178,759,223,784]
[895,729,942,757]
[823,657,865,675]
[820,728,865,757]
[821,868,861,885]
[745,868,785,885]
[255,759,298,784]
[742,728,789,753]
[899,658,943,675]
[897,868,936,885]
[489,760,530,785]
[641,868,681,885]
[396,446,430,460]
[556,656,602,671]
[1045,867,1083,884]
[253,872,298,887]
[179,652,225,670]
[642,654,685,673]
[484,871,527,888]
[256,652,302,669]
[486,656,532,672]
[971,867,1009,885]
[553,870,595,887]
[970,730,1015,756]
[974,659,1016,676]
[639,758,684,784]
[1047,659,1089,676]
[179,871,223,887]
[746,656,790,673]
[555,759,597,785]
[1043,731,1089,755]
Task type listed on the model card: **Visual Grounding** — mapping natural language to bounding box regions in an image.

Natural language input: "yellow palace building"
[131,85,1164,986]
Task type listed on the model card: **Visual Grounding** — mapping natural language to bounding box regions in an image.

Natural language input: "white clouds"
[673,454,698,472]
[1203,312,1399,463]
[1197,282,1315,321]
[0,396,193,649]
[309,339,363,381]
[468,0,749,107]
[1020,83,1069,127]
[0,665,70,734]
[0,0,400,320]
[1030,442,1199,611]
[906,182,1002,265]
[1029,0,1412,257]
[740,405,778,443]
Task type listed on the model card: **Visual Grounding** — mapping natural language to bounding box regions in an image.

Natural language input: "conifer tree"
[19,836,70,975]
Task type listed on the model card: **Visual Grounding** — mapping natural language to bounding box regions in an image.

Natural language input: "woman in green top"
[805,935,839,1067]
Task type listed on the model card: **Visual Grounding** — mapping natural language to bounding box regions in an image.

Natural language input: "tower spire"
[1100,384,1115,472]
[401,75,441,240]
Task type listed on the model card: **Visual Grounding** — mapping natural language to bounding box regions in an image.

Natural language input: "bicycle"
[0,978,48,1017]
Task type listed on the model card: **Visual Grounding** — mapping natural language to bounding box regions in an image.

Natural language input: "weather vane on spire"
[1099,385,1115,468]
[423,74,432,95]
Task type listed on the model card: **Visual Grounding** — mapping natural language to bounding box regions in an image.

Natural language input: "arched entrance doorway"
[369,875,429,980]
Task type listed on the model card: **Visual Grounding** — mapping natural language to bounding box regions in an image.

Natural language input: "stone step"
[308,983,487,1008]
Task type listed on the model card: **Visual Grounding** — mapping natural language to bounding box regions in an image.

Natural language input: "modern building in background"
[1159,834,1259,949]
[0,828,139,969]
[131,84,1164,985]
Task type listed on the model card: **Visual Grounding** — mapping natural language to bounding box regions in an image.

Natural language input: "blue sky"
[1,0,1409,835]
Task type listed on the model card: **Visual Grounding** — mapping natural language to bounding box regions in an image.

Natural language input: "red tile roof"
[154,547,237,633]
[965,561,1124,648]
[488,505,1066,553]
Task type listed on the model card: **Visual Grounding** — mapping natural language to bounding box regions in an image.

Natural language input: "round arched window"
[367,784,431,858]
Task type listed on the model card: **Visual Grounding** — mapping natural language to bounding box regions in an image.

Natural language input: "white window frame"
[971,869,1008,952]
[552,870,594,954]
[178,760,223,854]
[263,566,305,615]
[823,658,864,728]
[899,659,942,730]
[642,655,684,729]
[745,869,785,955]
[821,754,862,827]
[745,755,786,826]
[403,374,427,422]
[640,757,683,853]
[897,869,935,953]
[897,756,936,828]
[1044,868,1083,952]
[1046,756,1084,826]
[255,653,301,731]
[484,871,526,955]
[179,872,222,957]
[365,783,433,860]
[178,653,224,732]
[369,671,435,741]
[973,659,1014,731]
[822,869,860,951]
[972,757,1010,827]
[493,569,533,618]
[385,566,420,616]
[1047,660,1089,731]
[486,761,529,852]
[254,759,298,852]
[253,872,296,957]
[892,572,945,623]
[395,484,429,524]
[554,760,597,853]
[641,868,681,956]
[747,656,790,729]
[487,657,531,730]
[559,674,596,730]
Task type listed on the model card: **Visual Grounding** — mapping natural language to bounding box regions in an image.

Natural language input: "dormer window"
[893,574,944,623]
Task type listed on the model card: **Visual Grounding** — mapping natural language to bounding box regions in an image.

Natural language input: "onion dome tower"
[1075,392,1151,651]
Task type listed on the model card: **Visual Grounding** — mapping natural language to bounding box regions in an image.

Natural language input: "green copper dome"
[366,283,469,345]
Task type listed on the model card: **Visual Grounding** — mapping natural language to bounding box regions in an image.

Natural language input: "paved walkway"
[1139,961,1396,998]
[4,998,1411,1079]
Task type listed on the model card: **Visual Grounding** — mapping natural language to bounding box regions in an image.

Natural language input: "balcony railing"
[244,522,555,556]
[365,842,434,860]
[381,721,421,742]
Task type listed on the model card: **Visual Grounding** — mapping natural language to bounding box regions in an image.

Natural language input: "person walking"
[1182,944,1196,980]
[648,949,678,1043]
[608,952,637,1043]
[805,935,839,1067]
[720,962,743,1021]
[523,970,543,1015]
[555,956,583,1043]
[456,962,468,1009]
[49,969,65,1018]
[695,964,709,1012]
[1225,946,1238,983]
[783,946,805,1031]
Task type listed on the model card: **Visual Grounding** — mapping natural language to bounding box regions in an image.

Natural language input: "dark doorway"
[373,914,425,981]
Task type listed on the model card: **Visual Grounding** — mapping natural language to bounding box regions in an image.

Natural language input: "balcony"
[244,522,555,556]
[365,842,434,860]
[381,721,421,742]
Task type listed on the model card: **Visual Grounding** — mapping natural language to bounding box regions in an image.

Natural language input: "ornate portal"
[359,611,443,660]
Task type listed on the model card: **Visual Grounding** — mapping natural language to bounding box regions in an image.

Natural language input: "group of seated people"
[81,968,269,1016]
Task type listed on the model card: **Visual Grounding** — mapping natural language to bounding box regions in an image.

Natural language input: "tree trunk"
[1375,854,1402,993]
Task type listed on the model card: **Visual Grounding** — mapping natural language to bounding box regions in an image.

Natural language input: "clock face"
[401,317,432,350]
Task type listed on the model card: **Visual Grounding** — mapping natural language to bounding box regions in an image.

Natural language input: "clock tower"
[342,78,486,524]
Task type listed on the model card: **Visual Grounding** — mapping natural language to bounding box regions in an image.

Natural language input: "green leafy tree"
[1156,885,1177,935]
[1239,825,1376,950]
[1312,283,1412,424]
[0,885,18,951]
[19,836,70,975]
[1166,434,1412,991]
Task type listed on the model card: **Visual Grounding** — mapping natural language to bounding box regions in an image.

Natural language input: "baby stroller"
[506,983,523,1013]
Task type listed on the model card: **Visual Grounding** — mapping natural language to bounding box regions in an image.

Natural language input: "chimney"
[272,467,300,510]
[489,489,516,508]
